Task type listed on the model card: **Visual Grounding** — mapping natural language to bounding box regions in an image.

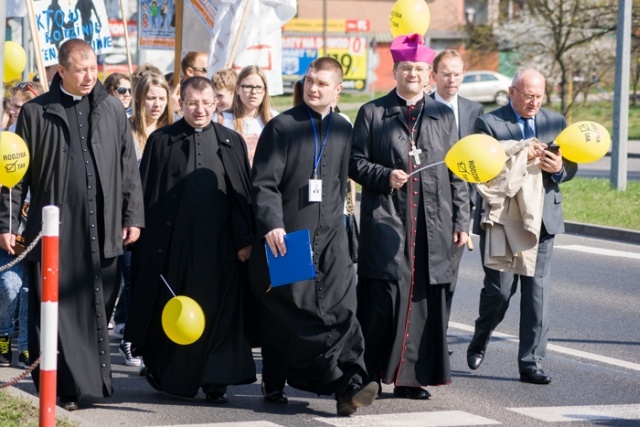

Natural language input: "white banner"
[33,0,113,66]
[208,0,296,95]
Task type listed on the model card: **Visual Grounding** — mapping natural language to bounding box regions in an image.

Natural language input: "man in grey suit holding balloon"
[466,68,577,384]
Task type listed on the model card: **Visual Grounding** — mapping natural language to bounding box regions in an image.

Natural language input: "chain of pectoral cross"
[408,102,424,165]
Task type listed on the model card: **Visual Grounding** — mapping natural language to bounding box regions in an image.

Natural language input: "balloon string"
[160,274,176,297]
[408,160,445,177]
[8,189,12,236]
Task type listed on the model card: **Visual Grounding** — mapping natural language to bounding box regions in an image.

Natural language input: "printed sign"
[138,0,177,49]
[33,0,113,66]
[282,35,368,91]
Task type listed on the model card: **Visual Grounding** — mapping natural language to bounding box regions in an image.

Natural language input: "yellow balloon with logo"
[445,134,506,183]
[389,0,431,38]
[0,132,30,188]
[555,121,611,163]
[162,295,205,345]
[4,41,27,83]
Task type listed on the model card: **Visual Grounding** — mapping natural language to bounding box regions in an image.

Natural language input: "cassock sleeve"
[119,108,145,229]
[251,118,287,237]
[349,103,394,194]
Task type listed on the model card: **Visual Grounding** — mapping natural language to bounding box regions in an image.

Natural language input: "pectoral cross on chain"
[409,144,422,165]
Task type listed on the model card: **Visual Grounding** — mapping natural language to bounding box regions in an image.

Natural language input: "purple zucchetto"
[390,33,436,65]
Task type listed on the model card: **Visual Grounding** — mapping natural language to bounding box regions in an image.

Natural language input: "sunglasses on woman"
[17,82,40,98]
[116,87,132,95]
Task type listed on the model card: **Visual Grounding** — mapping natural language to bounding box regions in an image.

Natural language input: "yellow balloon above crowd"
[389,0,431,38]
[3,41,27,83]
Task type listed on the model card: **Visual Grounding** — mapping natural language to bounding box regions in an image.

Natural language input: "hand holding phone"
[545,143,560,153]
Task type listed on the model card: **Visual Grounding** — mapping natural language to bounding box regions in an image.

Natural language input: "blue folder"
[265,229,317,287]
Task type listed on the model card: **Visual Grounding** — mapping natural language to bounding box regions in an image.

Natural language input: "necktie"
[523,117,535,139]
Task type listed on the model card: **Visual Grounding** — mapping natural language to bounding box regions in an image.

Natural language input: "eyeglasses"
[437,72,463,80]
[116,87,132,95]
[182,100,215,109]
[398,65,429,75]
[190,67,208,74]
[17,82,40,98]
[512,86,544,102]
[240,84,265,94]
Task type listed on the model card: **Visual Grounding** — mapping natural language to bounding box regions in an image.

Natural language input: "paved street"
[2,232,639,426]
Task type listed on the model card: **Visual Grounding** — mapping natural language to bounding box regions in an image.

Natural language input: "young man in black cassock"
[249,57,378,416]
[349,34,470,400]
[126,76,256,402]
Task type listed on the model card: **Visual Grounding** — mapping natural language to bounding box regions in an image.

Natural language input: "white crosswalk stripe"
[508,403,640,422]
[313,411,499,426]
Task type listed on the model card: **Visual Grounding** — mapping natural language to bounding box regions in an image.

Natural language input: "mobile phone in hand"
[545,143,560,153]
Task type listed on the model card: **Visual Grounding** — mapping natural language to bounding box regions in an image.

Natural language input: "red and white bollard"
[40,206,59,427]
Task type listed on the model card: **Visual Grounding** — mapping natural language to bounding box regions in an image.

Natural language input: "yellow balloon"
[0,132,30,188]
[555,121,611,163]
[4,41,27,83]
[162,295,205,345]
[445,134,506,183]
[389,0,431,38]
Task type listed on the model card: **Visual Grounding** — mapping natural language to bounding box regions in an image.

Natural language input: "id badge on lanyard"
[308,107,332,203]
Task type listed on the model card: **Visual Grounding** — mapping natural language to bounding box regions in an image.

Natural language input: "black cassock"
[127,120,256,397]
[249,103,367,396]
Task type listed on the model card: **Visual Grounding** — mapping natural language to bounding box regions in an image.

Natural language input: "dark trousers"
[470,229,554,371]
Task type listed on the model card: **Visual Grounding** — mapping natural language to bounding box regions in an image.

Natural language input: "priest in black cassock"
[0,39,144,411]
[126,76,256,403]
[349,34,470,400]
[249,57,378,416]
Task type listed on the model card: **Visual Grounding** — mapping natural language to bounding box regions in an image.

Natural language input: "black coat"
[126,120,256,397]
[349,90,470,283]
[0,73,144,398]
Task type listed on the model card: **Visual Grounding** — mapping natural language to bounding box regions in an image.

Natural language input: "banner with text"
[282,35,368,92]
[33,0,113,66]
[138,0,176,49]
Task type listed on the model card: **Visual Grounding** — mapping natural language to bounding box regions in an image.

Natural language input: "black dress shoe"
[58,396,78,411]
[205,391,229,404]
[467,348,485,370]
[262,383,288,404]
[393,386,430,400]
[145,369,162,391]
[519,368,552,384]
[336,381,379,416]
[368,373,382,397]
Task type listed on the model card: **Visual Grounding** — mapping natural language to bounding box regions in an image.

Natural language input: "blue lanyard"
[308,107,332,179]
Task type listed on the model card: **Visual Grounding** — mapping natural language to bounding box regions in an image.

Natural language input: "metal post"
[611,0,631,191]
[40,206,59,427]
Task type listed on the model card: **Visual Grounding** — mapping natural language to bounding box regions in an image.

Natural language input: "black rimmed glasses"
[182,99,215,109]
[116,87,132,95]
[240,84,265,94]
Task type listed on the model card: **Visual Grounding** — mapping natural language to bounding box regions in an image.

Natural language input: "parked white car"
[458,71,512,106]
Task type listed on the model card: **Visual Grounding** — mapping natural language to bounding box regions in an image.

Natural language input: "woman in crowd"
[104,72,133,116]
[113,72,173,367]
[223,65,277,165]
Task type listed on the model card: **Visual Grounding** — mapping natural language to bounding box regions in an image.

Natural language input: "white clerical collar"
[60,84,83,101]
[434,91,458,111]
[194,128,204,133]
[396,90,423,106]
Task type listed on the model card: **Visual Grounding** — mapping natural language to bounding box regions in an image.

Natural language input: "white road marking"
[556,244,640,260]
[449,322,640,372]
[314,411,500,426]
[143,423,283,427]
[508,403,640,422]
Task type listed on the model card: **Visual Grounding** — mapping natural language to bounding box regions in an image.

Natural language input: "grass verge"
[0,390,80,427]
[562,177,640,230]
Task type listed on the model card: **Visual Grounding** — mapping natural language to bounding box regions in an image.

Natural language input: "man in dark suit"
[466,68,577,384]
[430,49,484,330]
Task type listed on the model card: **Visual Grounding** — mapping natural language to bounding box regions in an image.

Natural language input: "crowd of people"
[0,34,575,416]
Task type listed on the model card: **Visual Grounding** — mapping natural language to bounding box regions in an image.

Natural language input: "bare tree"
[490,0,618,114]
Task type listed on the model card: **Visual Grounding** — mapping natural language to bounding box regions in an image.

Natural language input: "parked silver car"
[458,71,512,106]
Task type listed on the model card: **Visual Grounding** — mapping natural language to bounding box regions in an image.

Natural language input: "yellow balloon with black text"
[0,132,30,188]
[445,134,506,183]
[555,121,611,163]
[162,295,205,345]
[389,0,430,38]
[4,41,27,83]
